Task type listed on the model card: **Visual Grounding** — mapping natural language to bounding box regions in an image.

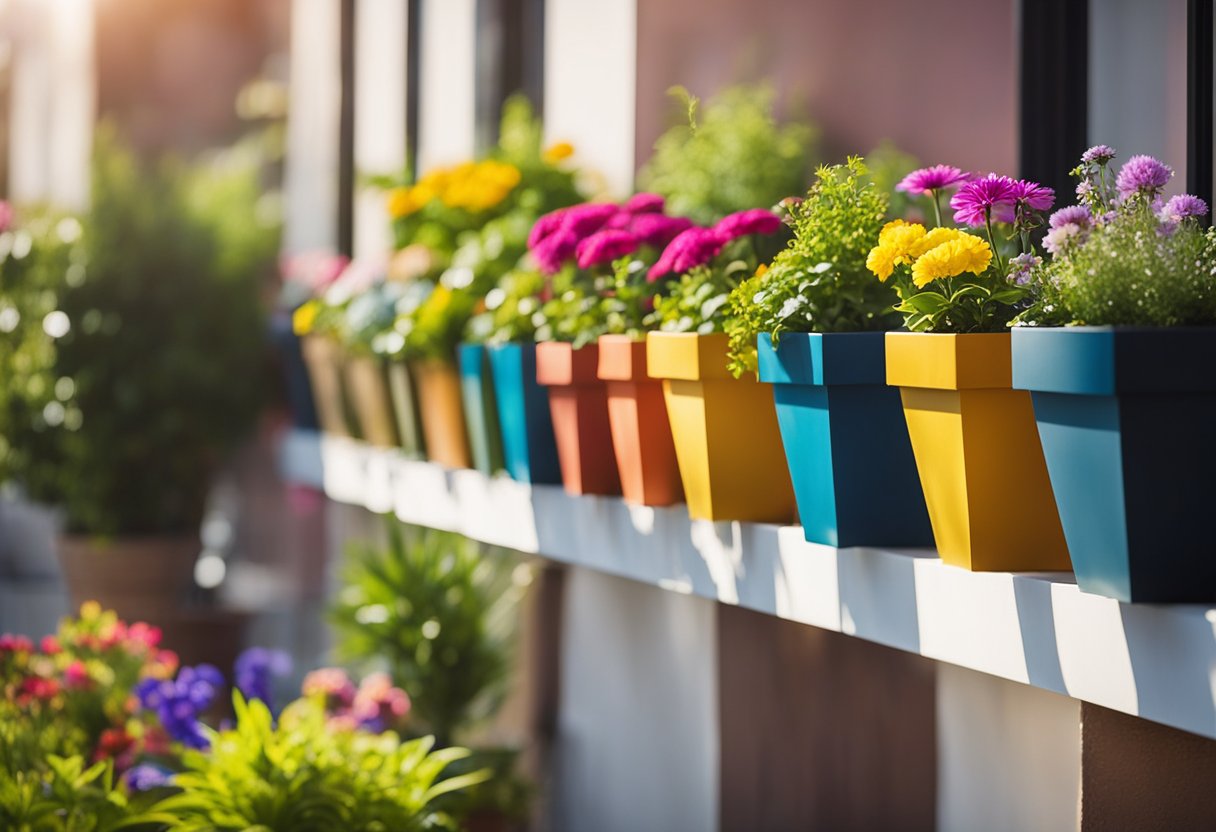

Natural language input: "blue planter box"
[757,332,931,548]
[487,343,562,485]
[269,311,319,431]
[1012,326,1216,602]
[458,344,506,475]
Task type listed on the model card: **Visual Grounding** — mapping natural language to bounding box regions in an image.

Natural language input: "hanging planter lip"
[1012,325,1216,395]
[597,334,650,382]
[646,331,734,381]
[885,331,1012,390]
[535,340,600,386]
[757,331,888,386]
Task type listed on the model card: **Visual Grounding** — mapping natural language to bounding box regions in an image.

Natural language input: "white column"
[283,0,342,254]
[352,0,407,259]
[938,663,1082,832]
[549,568,718,832]
[416,0,476,173]
[544,0,637,197]
[7,0,94,210]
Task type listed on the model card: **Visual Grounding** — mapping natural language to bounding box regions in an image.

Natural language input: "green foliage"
[331,524,525,746]
[0,755,155,832]
[638,84,816,224]
[465,268,547,345]
[725,157,901,375]
[148,693,484,832]
[0,128,277,534]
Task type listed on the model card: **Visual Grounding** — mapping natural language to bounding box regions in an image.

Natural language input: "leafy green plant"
[726,157,901,375]
[638,84,816,224]
[0,754,156,832]
[148,693,484,832]
[331,524,525,747]
[0,128,276,534]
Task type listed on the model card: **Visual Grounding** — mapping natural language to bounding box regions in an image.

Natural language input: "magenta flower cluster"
[647,208,783,281]
[528,193,696,274]
[896,165,971,196]
[950,173,1055,227]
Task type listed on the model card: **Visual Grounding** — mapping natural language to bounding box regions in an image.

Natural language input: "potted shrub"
[0,135,273,625]
[384,98,583,472]
[1012,147,1216,601]
[725,157,931,547]
[646,209,795,522]
[869,167,1069,571]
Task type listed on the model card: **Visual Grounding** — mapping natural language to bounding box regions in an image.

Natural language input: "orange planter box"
[535,342,621,496]
[647,332,794,523]
[411,358,472,470]
[597,335,683,507]
[886,332,1070,571]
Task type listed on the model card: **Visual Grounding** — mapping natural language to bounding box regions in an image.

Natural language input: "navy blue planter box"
[757,332,931,548]
[458,344,506,475]
[1012,326,1216,603]
[487,343,562,485]
[270,310,319,431]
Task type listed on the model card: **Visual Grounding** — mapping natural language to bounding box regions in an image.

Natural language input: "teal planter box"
[757,332,931,548]
[487,343,561,485]
[1012,326,1216,602]
[458,344,506,475]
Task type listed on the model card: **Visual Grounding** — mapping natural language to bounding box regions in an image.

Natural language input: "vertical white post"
[283,0,342,254]
[544,0,637,197]
[352,0,407,259]
[416,0,476,173]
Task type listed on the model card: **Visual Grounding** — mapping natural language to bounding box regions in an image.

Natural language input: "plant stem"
[984,210,1005,274]
[931,191,943,228]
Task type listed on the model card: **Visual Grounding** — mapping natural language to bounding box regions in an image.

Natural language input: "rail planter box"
[535,342,621,496]
[757,332,931,548]
[886,332,1069,571]
[1012,326,1216,602]
[487,343,561,484]
[597,335,683,507]
[647,332,794,522]
[458,344,506,475]
[410,358,472,469]
[300,334,355,438]
[386,360,425,458]
[345,355,400,449]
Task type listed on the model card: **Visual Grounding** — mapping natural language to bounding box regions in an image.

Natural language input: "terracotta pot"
[597,335,683,506]
[411,358,473,469]
[486,343,562,484]
[345,355,400,448]
[299,334,354,437]
[535,342,620,496]
[57,535,199,626]
[459,343,506,475]
[646,332,794,522]
[887,331,1069,572]
[387,360,426,458]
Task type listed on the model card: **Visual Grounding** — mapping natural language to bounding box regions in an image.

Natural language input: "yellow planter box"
[886,332,1070,571]
[647,332,794,523]
[411,358,472,470]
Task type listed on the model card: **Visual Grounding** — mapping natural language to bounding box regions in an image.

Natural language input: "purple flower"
[575,229,641,268]
[950,173,1018,226]
[895,165,971,195]
[1010,179,1055,212]
[1043,223,1088,256]
[623,193,665,214]
[1116,155,1173,201]
[648,227,726,282]
[137,664,223,750]
[1157,219,1180,237]
[1009,252,1041,285]
[628,213,693,248]
[125,764,174,792]
[1081,145,1116,165]
[234,648,292,714]
[1049,205,1092,229]
[1159,194,1209,222]
[713,208,783,241]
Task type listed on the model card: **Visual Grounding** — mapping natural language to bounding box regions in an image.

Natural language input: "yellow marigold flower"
[866,244,899,281]
[292,299,320,336]
[909,226,966,258]
[877,219,926,247]
[543,141,575,164]
[80,601,101,621]
[386,187,419,219]
[910,233,992,288]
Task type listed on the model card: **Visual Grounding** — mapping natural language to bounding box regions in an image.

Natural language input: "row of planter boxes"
[298,328,1216,605]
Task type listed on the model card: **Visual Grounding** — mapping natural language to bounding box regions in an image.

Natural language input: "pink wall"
[635,0,1018,177]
